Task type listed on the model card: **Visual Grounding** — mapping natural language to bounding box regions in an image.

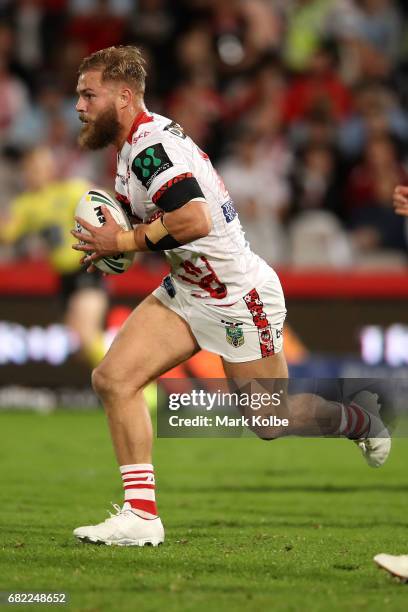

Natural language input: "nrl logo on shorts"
[222,320,244,348]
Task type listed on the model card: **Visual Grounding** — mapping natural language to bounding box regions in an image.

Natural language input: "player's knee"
[91,365,112,399]
[92,363,145,400]
[91,364,127,399]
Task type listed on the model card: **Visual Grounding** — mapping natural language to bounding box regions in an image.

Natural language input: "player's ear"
[119,87,132,109]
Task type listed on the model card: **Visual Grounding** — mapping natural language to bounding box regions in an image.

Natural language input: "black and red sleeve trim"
[152,173,205,211]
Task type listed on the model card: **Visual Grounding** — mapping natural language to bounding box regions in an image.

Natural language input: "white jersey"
[115,110,273,305]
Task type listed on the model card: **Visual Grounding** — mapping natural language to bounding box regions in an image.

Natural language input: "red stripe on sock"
[344,403,370,438]
[350,403,370,437]
[128,498,158,516]
[122,476,151,482]
[345,406,353,434]
[122,470,154,476]
[351,405,365,436]
[124,483,156,490]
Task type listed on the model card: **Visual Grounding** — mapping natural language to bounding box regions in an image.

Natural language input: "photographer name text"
[168,415,289,427]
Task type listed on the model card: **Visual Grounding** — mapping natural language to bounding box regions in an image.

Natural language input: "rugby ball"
[75,189,135,274]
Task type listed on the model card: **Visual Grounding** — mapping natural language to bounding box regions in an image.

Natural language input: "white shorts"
[153,272,286,363]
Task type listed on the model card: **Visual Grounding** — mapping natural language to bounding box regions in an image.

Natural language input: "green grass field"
[1,410,408,611]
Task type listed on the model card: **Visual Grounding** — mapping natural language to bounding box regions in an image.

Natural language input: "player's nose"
[76,98,86,113]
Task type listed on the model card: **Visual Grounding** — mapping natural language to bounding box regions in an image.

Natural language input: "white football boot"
[374,554,408,583]
[73,503,164,546]
[350,391,391,468]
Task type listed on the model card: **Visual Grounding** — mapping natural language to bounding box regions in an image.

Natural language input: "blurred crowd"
[1,0,408,268]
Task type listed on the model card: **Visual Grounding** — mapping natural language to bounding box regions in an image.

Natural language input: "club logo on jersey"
[132,143,173,188]
[221,199,237,223]
[222,320,245,348]
[164,121,186,139]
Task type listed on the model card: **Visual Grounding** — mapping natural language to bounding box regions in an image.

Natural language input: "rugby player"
[71,46,390,546]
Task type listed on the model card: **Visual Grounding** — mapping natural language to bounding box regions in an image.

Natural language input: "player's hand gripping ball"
[74,189,135,274]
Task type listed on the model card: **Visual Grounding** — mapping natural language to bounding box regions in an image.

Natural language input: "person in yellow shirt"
[1,145,108,367]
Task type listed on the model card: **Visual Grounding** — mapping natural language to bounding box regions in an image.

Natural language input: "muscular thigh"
[222,352,290,438]
[100,294,200,388]
[222,349,289,401]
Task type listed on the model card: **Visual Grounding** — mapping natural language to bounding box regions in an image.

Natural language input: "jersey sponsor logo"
[243,288,275,357]
[132,143,173,188]
[222,320,245,348]
[221,199,237,223]
[133,130,151,145]
[164,121,186,139]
